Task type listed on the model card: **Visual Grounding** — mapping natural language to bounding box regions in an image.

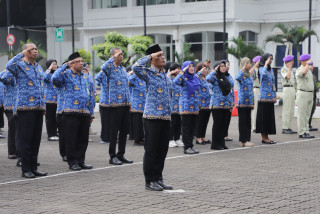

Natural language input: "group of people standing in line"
[0,41,318,191]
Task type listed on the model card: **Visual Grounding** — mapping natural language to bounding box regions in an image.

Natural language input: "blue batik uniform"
[206,71,233,109]
[173,72,200,114]
[56,86,65,114]
[0,70,17,111]
[235,70,254,108]
[0,81,4,108]
[95,71,109,107]
[258,67,276,102]
[132,56,171,120]
[129,73,146,113]
[101,58,130,107]
[52,63,95,118]
[170,76,181,114]
[43,70,58,104]
[195,72,211,110]
[4,53,45,112]
[227,74,235,109]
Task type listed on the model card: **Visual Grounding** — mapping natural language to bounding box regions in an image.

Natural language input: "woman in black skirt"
[256,53,277,144]
[194,63,211,145]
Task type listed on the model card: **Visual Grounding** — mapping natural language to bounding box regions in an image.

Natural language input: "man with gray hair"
[101,47,133,165]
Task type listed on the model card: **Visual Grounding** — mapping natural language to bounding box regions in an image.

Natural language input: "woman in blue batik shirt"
[206,60,233,150]
[173,61,201,155]
[167,63,184,148]
[224,60,235,142]
[194,63,211,145]
[235,57,257,147]
[256,53,277,144]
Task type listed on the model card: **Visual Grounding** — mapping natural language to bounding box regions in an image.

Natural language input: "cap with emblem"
[252,56,261,63]
[299,54,311,61]
[68,52,81,61]
[283,55,294,62]
[146,44,162,55]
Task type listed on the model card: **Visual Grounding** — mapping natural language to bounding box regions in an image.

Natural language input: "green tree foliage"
[174,42,195,64]
[265,23,318,66]
[226,36,264,65]
[78,48,92,64]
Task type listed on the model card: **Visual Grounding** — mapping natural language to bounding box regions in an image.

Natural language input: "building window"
[184,31,227,63]
[147,34,175,62]
[92,0,127,9]
[137,0,175,6]
[185,0,214,2]
[275,45,301,68]
[239,31,257,45]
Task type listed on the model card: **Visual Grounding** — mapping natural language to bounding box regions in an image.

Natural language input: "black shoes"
[282,129,297,134]
[203,140,211,144]
[299,133,315,139]
[196,140,205,145]
[79,163,93,169]
[134,141,144,146]
[32,170,48,176]
[22,171,36,178]
[69,164,82,171]
[211,146,225,150]
[62,156,68,162]
[8,155,17,159]
[118,156,133,164]
[109,157,123,165]
[145,181,163,191]
[262,140,277,144]
[184,148,199,155]
[309,126,318,131]
[16,160,22,167]
[224,137,233,141]
[157,180,173,190]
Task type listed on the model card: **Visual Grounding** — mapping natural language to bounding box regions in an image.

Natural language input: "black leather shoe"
[134,141,144,146]
[262,140,276,144]
[37,162,40,166]
[299,133,315,139]
[62,156,68,162]
[145,181,163,191]
[196,140,205,145]
[211,146,225,150]
[117,156,133,164]
[203,140,211,144]
[79,163,93,169]
[288,129,297,134]
[109,157,123,165]
[157,180,173,190]
[22,171,35,178]
[16,160,22,167]
[32,170,48,176]
[224,146,229,149]
[224,137,233,141]
[69,164,82,171]
[309,127,318,131]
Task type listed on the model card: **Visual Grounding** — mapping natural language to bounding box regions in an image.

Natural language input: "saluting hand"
[214,64,220,71]
[48,62,54,71]
[182,65,189,73]
[22,46,33,57]
[150,51,163,59]
[200,67,207,75]
[265,56,271,67]
[254,60,260,68]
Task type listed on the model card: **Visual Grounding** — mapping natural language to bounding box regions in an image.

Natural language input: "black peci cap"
[68,52,81,61]
[146,44,162,55]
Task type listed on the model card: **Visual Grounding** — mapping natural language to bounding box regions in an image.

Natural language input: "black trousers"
[211,109,229,149]
[143,119,170,183]
[238,107,252,143]
[0,106,4,128]
[4,110,17,156]
[169,114,181,141]
[224,110,232,137]
[56,114,66,157]
[309,94,317,127]
[109,106,130,158]
[195,109,210,138]
[130,112,144,141]
[181,114,198,150]
[64,114,90,166]
[16,110,43,172]
[45,103,58,137]
[100,106,110,142]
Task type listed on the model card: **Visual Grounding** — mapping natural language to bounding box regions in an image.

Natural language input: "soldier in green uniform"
[281,55,297,134]
[309,61,319,131]
[295,54,315,138]
[251,56,261,132]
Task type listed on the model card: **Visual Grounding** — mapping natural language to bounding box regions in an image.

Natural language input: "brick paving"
[0,106,319,214]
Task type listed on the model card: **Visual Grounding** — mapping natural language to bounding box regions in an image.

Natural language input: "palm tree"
[174,42,195,65]
[226,36,264,66]
[265,22,318,65]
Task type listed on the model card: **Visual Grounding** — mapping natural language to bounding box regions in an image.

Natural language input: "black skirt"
[256,102,276,135]
[129,112,144,141]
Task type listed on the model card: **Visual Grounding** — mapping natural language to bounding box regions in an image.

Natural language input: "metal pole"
[143,0,146,36]
[71,0,75,52]
[6,0,11,59]
[308,0,312,54]
[223,0,226,59]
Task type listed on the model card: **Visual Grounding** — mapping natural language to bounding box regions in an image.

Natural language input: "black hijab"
[46,59,57,73]
[216,60,231,96]
[258,53,272,82]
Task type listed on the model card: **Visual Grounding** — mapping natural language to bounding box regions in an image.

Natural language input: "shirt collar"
[151,66,165,73]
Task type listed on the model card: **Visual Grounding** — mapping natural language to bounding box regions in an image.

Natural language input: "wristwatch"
[307,62,311,65]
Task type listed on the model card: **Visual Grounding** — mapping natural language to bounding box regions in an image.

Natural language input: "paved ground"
[0,106,320,214]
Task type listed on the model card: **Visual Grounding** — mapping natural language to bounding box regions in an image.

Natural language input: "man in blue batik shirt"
[4,43,47,178]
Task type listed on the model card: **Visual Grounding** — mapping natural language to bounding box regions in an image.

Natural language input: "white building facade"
[46,0,320,79]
